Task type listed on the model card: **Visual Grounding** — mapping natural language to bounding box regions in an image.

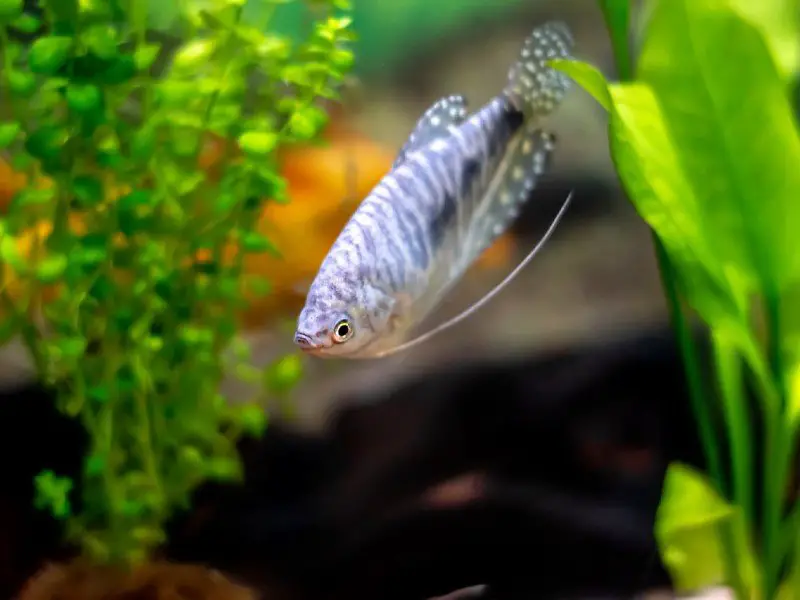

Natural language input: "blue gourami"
[294,22,575,359]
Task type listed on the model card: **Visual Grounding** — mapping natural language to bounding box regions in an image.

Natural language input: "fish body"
[295,22,574,358]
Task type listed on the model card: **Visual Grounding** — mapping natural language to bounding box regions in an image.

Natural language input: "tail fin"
[505,21,574,118]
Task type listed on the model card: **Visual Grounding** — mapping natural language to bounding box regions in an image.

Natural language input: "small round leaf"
[28,36,73,75]
[172,39,217,71]
[35,254,68,283]
[66,83,102,113]
[238,131,278,155]
[0,122,20,148]
[7,70,36,97]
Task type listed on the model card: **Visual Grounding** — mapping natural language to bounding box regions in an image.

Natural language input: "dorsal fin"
[392,95,469,169]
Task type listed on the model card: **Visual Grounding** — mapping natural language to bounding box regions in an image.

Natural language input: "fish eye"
[332,319,353,343]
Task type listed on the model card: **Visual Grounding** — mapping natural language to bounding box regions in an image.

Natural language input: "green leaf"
[87,384,110,404]
[58,336,87,359]
[25,125,68,163]
[12,187,55,208]
[240,231,279,255]
[41,0,77,24]
[264,354,303,394]
[100,54,137,84]
[33,470,72,520]
[731,0,800,82]
[35,254,67,283]
[549,59,611,111]
[655,463,759,594]
[81,24,118,59]
[11,13,41,33]
[7,69,36,97]
[238,131,278,155]
[28,36,73,75]
[0,0,22,24]
[597,0,632,78]
[655,463,733,591]
[606,82,746,328]
[71,175,103,207]
[134,43,161,71]
[238,403,268,437]
[84,454,105,476]
[0,122,20,148]
[171,38,217,71]
[0,227,25,272]
[66,83,102,113]
[205,457,242,481]
[288,105,326,140]
[636,0,800,293]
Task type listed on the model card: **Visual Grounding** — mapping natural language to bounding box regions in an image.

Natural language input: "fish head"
[294,276,394,358]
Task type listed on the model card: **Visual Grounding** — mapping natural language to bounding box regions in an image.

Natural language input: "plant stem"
[653,236,724,489]
[598,0,633,81]
[762,288,789,599]
[712,335,754,529]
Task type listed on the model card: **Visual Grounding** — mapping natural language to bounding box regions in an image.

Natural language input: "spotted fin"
[464,123,556,265]
[504,21,573,119]
[392,95,469,169]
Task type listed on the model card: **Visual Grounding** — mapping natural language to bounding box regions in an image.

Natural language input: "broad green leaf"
[606,82,747,327]
[549,59,612,111]
[597,0,632,78]
[637,0,800,294]
[730,0,800,82]
[655,463,735,592]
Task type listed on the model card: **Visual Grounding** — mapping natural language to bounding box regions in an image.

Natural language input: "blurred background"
[0,1,709,599]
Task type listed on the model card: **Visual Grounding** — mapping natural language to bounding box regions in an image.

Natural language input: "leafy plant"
[0,0,353,565]
[552,0,800,598]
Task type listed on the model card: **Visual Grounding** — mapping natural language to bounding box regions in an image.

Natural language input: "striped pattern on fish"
[295,21,574,359]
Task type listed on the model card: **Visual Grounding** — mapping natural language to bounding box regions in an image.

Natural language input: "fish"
[294,21,575,359]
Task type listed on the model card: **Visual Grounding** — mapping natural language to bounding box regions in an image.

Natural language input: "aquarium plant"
[553,0,800,598]
[0,0,353,566]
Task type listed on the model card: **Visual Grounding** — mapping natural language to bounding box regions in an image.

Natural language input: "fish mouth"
[294,331,322,352]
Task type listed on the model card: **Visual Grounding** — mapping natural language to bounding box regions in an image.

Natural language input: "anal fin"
[392,95,469,169]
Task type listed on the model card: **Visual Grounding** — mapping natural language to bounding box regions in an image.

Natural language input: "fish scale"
[295,20,574,358]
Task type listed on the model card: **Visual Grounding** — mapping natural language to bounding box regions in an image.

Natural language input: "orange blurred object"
[0,113,516,331]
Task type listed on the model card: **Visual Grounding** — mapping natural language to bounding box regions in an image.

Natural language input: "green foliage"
[553,0,800,598]
[0,0,353,566]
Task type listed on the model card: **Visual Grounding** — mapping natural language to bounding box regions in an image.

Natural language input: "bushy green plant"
[0,0,353,566]
[554,0,800,598]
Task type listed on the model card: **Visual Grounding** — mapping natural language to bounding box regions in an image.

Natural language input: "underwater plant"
[0,0,353,566]
[554,0,800,598]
